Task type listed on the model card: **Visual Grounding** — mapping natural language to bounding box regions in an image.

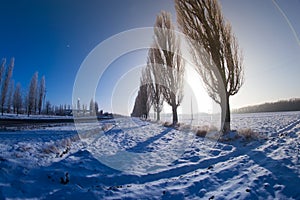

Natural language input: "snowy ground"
[0,112,300,199]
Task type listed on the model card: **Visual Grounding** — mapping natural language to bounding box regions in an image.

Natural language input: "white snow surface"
[0,111,300,199]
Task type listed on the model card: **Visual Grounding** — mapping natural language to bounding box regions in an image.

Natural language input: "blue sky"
[0,0,299,115]
[221,0,300,108]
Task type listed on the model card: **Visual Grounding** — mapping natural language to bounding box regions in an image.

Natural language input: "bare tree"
[145,47,164,121]
[82,104,87,116]
[77,98,81,111]
[176,0,244,132]
[0,59,5,112]
[89,98,95,115]
[153,11,184,125]
[131,72,152,119]
[94,101,99,115]
[13,83,22,115]
[7,80,14,113]
[24,94,28,114]
[141,69,152,119]
[28,72,38,116]
[89,99,99,116]
[1,58,14,115]
[0,59,5,86]
[38,76,46,114]
[45,101,51,115]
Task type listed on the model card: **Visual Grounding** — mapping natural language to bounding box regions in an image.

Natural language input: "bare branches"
[131,74,152,119]
[153,11,185,125]
[1,58,14,115]
[38,76,46,115]
[28,72,38,116]
[13,83,22,115]
[145,46,164,121]
[131,11,184,124]
[176,0,244,132]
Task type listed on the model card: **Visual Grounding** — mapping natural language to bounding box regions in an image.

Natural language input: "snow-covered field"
[0,111,300,199]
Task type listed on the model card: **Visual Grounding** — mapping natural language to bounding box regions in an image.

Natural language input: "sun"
[157,63,215,117]
[182,63,213,114]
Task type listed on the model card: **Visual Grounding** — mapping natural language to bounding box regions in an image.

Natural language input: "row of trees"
[89,99,99,115]
[72,98,103,116]
[42,101,101,116]
[0,58,46,116]
[132,0,244,133]
[27,72,46,116]
[132,11,184,125]
[0,60,103,117]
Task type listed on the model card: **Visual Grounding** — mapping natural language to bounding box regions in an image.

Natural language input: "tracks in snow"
[273,118,300,137]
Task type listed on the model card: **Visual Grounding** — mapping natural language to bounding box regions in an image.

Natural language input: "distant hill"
[233,98,300,114]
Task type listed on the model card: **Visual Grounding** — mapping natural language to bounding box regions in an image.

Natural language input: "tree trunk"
[156,110,160,121]
[172,105,178,125]
[221,94,230,133]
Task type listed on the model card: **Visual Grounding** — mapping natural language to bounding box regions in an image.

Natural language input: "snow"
[0,111,300,199]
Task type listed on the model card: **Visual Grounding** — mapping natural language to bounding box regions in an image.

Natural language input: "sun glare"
[183,64,213,114]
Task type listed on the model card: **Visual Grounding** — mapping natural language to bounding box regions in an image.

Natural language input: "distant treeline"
[0,58,46,116]
[233,98,300,114]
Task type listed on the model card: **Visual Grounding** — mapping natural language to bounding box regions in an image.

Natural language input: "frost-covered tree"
[153,11,184,125]
[145,47,164,121]
[0,59,5,112]
[1,58,14,115]
[7,80,14,113]
[82,104,87,115]
[13,83,22,115]
[88,100,100,115]
[94,101,99,115]
[28,72,38,116]
[176,0,244,132]
[24,94,28,114]
[77,98,80,110]
[89,98,95,115]
[0,59,5,86]
[45,100,51,115]
[38,76,45,114]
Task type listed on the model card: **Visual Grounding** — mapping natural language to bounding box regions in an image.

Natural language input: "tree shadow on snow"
[183,138,300,199]
[5,132,300,199]
[191,138,300,199]
[244,146,300,198]
[126,127,173,153]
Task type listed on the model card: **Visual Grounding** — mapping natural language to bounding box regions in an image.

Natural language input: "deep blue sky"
[0,0,299,115]
[0,0,175,107]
